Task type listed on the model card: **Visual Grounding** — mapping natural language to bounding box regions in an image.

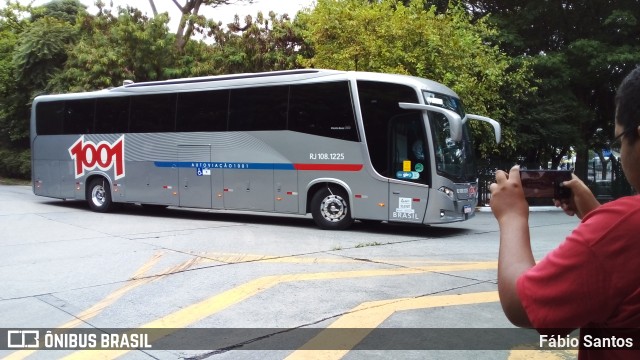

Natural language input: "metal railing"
[476,158,635,207]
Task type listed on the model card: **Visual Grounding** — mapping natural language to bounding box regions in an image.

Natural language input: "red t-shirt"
[517,195,640,359]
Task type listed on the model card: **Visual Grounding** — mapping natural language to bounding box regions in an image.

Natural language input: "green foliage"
[194,11,305,75]
[49,6,175,92]
[298,0,534,158]
[168,0,256,52]
[465,0,640,177]
[0,26,21,145]
[31,0,87,24]
[0,0,31,33]
[0,147,30,179]
[0,1,80,156]
[0,1,85,179]
[13,16,77,89]
[1,1,77,150]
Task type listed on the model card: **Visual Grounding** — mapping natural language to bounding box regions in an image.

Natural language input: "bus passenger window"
[130,94,177,133]
[229,86,288,131]
[36,101,64,135]
[176,90,229,132]
[289,82,358,141]
[95,97,130,134]
[64,99,95,134]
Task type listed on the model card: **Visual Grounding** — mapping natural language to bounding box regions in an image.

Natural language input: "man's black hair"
[615,66,640,144]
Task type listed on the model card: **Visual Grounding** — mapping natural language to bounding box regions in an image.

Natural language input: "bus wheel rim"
[320,195,347,222]
[91,185,106,207]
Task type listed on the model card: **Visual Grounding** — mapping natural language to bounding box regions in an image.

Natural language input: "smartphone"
[519,170,572,199]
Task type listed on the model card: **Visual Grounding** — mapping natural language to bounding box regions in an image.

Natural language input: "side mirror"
[398,102,463,142]
[463,114,501,144]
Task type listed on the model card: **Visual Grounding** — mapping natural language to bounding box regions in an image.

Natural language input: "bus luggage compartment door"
[274,170,298,213]
[178,145,213,209]
[223,168,274,211]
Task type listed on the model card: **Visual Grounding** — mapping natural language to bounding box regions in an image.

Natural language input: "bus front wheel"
[311,186,354,230]
[87,178,114,213]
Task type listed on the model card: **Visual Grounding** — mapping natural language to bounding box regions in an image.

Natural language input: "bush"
[0,148,31,179]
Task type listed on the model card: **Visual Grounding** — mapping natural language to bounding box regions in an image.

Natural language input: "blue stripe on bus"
[153,162,295,170]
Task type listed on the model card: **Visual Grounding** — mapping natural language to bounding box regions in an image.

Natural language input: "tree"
[0,23,31,178]
[13,16,77,89]
[31,0,86,24]
[148,0,254,52]
[49,5,175,92]
[0,0,83,178]
[462,0,640,176]
[298,0,534,158]
[203,11,305,74]
[0,2,29,148]
[2,0,82,143]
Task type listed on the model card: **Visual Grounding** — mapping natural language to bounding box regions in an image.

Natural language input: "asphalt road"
[0,185,581,360]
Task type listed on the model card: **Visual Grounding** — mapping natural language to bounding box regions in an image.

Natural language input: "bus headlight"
[438,186,455,200]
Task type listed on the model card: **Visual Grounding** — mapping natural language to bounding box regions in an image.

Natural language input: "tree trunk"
[173,0,202,53]
[148,0,158,16]
[574,144,589,183]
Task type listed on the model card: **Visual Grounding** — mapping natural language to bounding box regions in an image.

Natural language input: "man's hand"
[553,174,600,219]
[489,165,529,224]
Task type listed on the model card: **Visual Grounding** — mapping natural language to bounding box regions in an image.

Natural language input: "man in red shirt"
[490,67,640,359]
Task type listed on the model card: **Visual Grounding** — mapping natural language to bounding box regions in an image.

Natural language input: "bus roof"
[35,69,459,101]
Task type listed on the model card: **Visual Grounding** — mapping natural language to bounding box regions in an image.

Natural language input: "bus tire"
[87,178,114,213]
[311,186,354,230]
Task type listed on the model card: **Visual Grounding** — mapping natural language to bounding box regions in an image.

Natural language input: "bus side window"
[129,93,177,133]
[64,99,95,135]
[95,97,130,134]
[176,90,229,132]
[289,82,359,141]
[229,86,288,131]
[36,101,65,135]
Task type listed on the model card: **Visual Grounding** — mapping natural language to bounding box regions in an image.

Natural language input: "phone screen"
[520,170,572,199]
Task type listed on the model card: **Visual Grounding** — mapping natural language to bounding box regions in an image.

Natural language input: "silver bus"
[31,69,501,230]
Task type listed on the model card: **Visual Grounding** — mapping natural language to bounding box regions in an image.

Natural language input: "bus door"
[178,145,213,209]
[387,114,429,223]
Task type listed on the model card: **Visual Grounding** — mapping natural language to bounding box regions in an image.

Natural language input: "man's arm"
[490,166,534,327]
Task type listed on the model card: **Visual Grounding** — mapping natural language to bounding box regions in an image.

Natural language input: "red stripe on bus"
[293,164,364,171]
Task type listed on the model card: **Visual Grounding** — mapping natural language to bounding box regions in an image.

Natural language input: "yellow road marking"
[508,348,578,359]
[286,289,578,360]
[63,261,497,359]
[285,291,500,360]
[194,252,472,266]
[3,252,166,360]
[6,250,578,360]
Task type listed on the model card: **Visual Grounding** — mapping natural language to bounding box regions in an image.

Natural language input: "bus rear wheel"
[311,186,353,230]
[87,178,114,213]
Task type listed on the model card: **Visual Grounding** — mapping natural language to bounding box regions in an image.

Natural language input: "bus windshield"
[423,91,476,183]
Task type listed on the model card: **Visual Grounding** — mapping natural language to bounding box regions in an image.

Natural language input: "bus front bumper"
[435,199,477,223]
